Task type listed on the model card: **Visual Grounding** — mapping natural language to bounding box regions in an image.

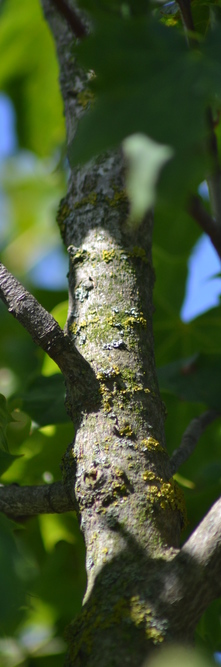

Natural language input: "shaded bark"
[0,1,220,665]
[39,2,221,665]
[0,481,76,517]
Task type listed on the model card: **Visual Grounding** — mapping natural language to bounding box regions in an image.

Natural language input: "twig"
[206,107,221,230]
[50,0,87,38]
[169,409,218,476]
[0,262,99,419]
[188,195,221,259]
[0,481,76,518]
[176,0,195,32]
[0,262,81,379]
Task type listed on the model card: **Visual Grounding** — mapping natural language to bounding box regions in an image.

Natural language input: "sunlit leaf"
[123,134,173,225]
[0,0,65,155]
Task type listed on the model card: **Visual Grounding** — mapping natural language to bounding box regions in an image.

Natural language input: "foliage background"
[0,0,221,664]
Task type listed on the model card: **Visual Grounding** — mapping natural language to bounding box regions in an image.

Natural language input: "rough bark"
[38,2,221,665]
[0,481,75,517]
[0,1,220,665]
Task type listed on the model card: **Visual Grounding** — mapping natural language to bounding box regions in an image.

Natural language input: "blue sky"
[0,92,221,316]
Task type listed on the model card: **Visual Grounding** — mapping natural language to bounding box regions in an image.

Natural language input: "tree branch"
[0,481,76,518]
[159,497,221,638]
[0,262,87,382]
[0,262,100,421]
[176,0,195,33]
[188,195,221,259]
[49,0,87,38]
[182,496,221,595]
[169,410,218,476]
[206,107,221,231]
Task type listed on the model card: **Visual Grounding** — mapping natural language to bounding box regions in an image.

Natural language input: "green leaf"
[0,515,27,629]
[70,15,205,155]
[0,0,65,155]
[69,13,210,212]
[158,353,221,410]
[123,134,173,225]
[202,18,221,100]
[196,599,221,652]
[0,449,22,476]
[0,393,14,451]
[18,374,70,426]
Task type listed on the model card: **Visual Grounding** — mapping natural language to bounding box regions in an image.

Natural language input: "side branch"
[182,496,221,596]
[0,481,76,518]
[50,0,87,38]
[188,195,221,259]
[207,107,221,230]
[176,0,195,32]
[169,410,218,475]
[160,497,221,638]
[0,262,82,381]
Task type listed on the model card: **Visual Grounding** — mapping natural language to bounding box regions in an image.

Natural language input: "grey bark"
[0,1,220,665]
[39,3,221,664]
[0,481,75,517]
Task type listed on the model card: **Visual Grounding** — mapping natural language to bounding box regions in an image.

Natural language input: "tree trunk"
[40,2,221,665]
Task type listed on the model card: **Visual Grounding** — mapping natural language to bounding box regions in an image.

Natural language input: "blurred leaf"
[34,520,86,623]
[0,449,22,476]
[158,353,221,410]
[196,599,221,652]
[16,374,70,427]
[153,209,202,367]
[123,134,173,225]
[0,0,65,155]
[42,301,68,377]
[0,515,27,629]
[0,154,66,278]
[69,13,211,211]
[0,393,14,451]
[39,514,76,552]
[144,644,215,667]
[6,409,31,449]
[2,422,74,486]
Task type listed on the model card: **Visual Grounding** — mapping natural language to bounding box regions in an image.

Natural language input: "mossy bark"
[41,3,199,665]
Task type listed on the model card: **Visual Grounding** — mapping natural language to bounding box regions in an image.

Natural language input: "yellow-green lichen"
[141,438,164,454]
[69,322,78,336]
[56,200,71,240]
[118,423,134,438]
[143,470,158,482]
[77,89,94,109]
[105,189,128,207]
[130,246,148,264]
[67,594,165,662]
[130,595,165,644]
[69,320,87,337]
[108,310,147,332]
[96,366,120,381]
[143,472,187,527]
[112,481,128,498]
[123,315,147,329]
[133,385,150,394]
[74,192,97,208]
[115,468,125,477]
[102,249,115,263]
